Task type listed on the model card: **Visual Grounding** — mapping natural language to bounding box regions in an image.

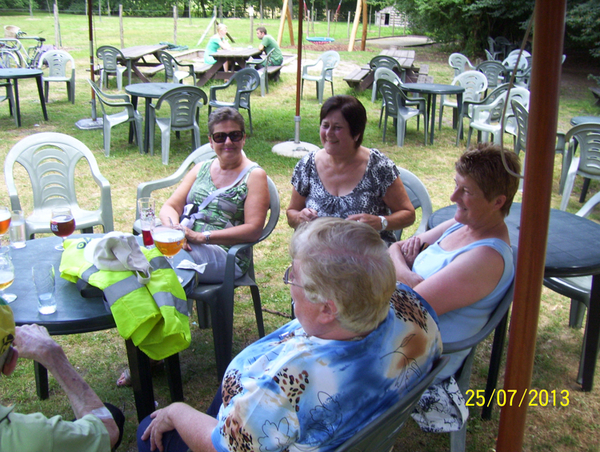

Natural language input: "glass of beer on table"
[50,206,76,251]
[0,247,16,303]
[0,207,11,246]
[152,226,185,281]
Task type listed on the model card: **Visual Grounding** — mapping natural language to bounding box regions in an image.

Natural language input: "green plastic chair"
[0,80,16,126]
[87,79,143,157]
[38,49,76,104]
[96,45,131,90]
[4,132,114,239]
[157,50,196,85]
[208,68,260,133]
[333,356,449,452]
[448,53,475,77]
[301,50,340,104]
[148,85,207,165]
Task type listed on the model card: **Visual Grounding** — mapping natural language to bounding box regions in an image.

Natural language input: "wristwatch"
[203,231,211,244]
[378,215,388,231]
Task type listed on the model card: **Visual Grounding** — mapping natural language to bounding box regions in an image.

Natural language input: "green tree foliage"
[396,0,534,55]
[566,0,600,59]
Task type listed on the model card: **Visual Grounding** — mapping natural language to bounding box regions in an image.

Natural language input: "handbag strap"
[196,162,257,211]
[180,162,258,229]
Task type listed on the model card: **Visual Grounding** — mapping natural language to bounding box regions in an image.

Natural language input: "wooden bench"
[417,74,435,83]
[344,66,372,91]
[591,87,600,106]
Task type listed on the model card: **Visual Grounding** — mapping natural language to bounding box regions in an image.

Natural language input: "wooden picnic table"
[196,47,262,86]
[120,44,168,83]
[344,49,420,92]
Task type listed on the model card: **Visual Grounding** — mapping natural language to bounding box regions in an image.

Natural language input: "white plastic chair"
[394,167,433,240]
[466,86,530,147]
[301,50,340,104]
[4,132,114,238]
[559,123,600,211]
[149,85,208,165]
[439,70,487,132]
[448,53,475,77]
[87,79,143,157]
[38,50,76,104]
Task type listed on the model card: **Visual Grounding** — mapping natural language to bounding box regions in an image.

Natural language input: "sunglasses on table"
[211,131,245,143]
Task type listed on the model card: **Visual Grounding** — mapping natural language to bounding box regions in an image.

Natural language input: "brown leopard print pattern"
[222,369,243,407]
[273,368,310,413]
[390,288,430,333]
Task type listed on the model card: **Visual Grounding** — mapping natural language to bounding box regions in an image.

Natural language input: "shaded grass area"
[1,12,600,452]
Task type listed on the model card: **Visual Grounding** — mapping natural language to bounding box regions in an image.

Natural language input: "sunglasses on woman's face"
[211,131,245,143]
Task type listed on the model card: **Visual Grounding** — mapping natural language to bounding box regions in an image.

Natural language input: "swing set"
[275,0,368,51]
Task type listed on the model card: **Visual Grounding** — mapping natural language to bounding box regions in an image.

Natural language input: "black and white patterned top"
[291,148,400,244]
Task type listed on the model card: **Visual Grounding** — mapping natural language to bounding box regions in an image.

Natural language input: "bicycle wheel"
[0,50,21,68]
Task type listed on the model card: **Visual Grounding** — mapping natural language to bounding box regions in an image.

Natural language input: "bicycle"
[0,31,46,69]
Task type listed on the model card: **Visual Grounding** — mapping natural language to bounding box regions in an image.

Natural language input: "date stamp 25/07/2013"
[465,389,570,407]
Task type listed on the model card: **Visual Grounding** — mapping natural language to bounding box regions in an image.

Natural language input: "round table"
[125,82,180,153]
[570,116,600,126]
[401,83,465,146]
[0,68,48,127]
[8,234,195,420]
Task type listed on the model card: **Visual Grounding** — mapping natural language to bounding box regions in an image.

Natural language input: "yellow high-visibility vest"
[60,238,191,360]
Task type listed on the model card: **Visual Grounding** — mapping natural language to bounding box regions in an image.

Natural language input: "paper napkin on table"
[177,259,207,274]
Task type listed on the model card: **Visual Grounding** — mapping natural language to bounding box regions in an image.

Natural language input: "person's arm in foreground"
[13,324,120,448]
[346,177,416,231]
[142,402,218,452]
[389,219,505,316]
[286,188,319,229]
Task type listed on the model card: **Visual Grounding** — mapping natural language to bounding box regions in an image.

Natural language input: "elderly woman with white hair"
[138,217,442,452]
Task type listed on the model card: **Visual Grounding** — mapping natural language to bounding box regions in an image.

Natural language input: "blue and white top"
[211,285,442,452]
[412,222,514,381]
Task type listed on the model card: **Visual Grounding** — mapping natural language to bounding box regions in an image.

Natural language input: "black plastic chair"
[187,176,280,379]
[333,356,449,452]
[544,191,600,383]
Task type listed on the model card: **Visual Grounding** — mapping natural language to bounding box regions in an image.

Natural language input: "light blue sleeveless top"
[412,222,514,381]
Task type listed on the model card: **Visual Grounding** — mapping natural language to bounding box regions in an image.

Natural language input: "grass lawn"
[1,11,600,452]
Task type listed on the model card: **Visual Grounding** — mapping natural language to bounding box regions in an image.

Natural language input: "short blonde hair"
[217,24,227,33]
[290,218,395,334]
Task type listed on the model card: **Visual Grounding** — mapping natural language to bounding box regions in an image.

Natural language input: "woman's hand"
[400,236,422,268]
[346,213,384,231]
[298,208,319,223]
[141,406,176,452]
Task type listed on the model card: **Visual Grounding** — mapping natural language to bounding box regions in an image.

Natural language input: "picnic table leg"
[13,79,21,127]
[35,74,48,121]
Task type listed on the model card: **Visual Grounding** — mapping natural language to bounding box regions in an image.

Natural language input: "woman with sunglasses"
[159,107,269,283]
[287,95,415,245]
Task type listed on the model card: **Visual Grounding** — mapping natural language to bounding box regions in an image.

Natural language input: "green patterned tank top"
[186,159,260,272]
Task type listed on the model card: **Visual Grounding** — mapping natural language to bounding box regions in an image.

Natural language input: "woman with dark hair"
[286,95,415,245]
